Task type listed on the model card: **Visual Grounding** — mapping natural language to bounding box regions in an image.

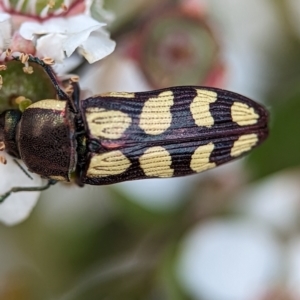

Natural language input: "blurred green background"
[2,0,300,299]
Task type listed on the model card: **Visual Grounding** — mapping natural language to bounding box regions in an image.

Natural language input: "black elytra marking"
[80,86,268,185]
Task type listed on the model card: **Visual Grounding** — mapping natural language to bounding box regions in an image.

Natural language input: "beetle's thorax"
[16,99,78,182]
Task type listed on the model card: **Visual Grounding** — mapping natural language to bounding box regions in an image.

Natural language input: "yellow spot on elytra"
[85,107,132,139]
[28,99,66,110]
[231,102,259,126]
[231,134,258,157]
[101,92,135,98]
[190,89,218,127]
[139,146,173,177]
[190,143,216,172]
[139,91,174,135]
[87,151,131,177]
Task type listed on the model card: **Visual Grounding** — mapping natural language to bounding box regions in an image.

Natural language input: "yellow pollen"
[61,4,68,11]
[5,49,11,57]
[48,0,55,8]
[14,96,26,104]
[23,66,34,74]
[0,142,5,151]
[64,85,74,96]
[0,65,7,71]
[20,53,29,64]
[0,156,7,164]
[42,57,55,65]
[70,76,80,82]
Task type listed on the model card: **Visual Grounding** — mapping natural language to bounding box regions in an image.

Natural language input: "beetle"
[0,55,268,202]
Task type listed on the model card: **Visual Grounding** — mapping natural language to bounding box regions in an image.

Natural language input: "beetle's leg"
[60,79,81,113]
[0,179,57,203]
[70,81,80,112]
[14,55,70,101]
[13,159,33,180]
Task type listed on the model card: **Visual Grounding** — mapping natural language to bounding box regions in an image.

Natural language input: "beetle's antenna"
[0,179,57,203]
[13,159,33,180]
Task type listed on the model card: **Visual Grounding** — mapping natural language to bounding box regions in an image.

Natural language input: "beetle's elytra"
[0,56,269,201]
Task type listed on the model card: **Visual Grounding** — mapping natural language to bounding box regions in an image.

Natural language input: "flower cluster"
[0,0,115,225]
[0,0,115,66]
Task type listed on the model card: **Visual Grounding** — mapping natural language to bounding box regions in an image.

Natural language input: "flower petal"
[0,152,43,226]
[63,25,101,57]
[19,14,114,63]
[18,21,46,40]
[0,13,12,51]
[78,28,116,63]
[36,33,67,63]
[20,15,106,40]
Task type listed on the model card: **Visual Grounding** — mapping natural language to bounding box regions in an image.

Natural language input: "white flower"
[0,152,42,226]
[19,14,116,64]
[176,171,300,300]
[0,13,12,51]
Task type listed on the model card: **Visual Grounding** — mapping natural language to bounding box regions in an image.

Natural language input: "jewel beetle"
[0,55,268,201]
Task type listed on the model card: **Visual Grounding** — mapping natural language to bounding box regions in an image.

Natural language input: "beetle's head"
[0,110,22,158]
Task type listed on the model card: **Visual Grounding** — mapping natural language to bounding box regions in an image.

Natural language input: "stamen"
[0,142,5,151]
[42,57,55,65]
[40,0,56,18]
[0,52,7,62]
[2,0,11,10]
[40,5,50,18]
[48,0,55,8]
[5,49,11,57]
[64,84,74,96]
[70,76,80,82]
[61,3,68,11]
[16,0,25,11]
[27,0,37,14]
[54,0,69,15]
[19,53,29,64]
[0,156,7,165]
